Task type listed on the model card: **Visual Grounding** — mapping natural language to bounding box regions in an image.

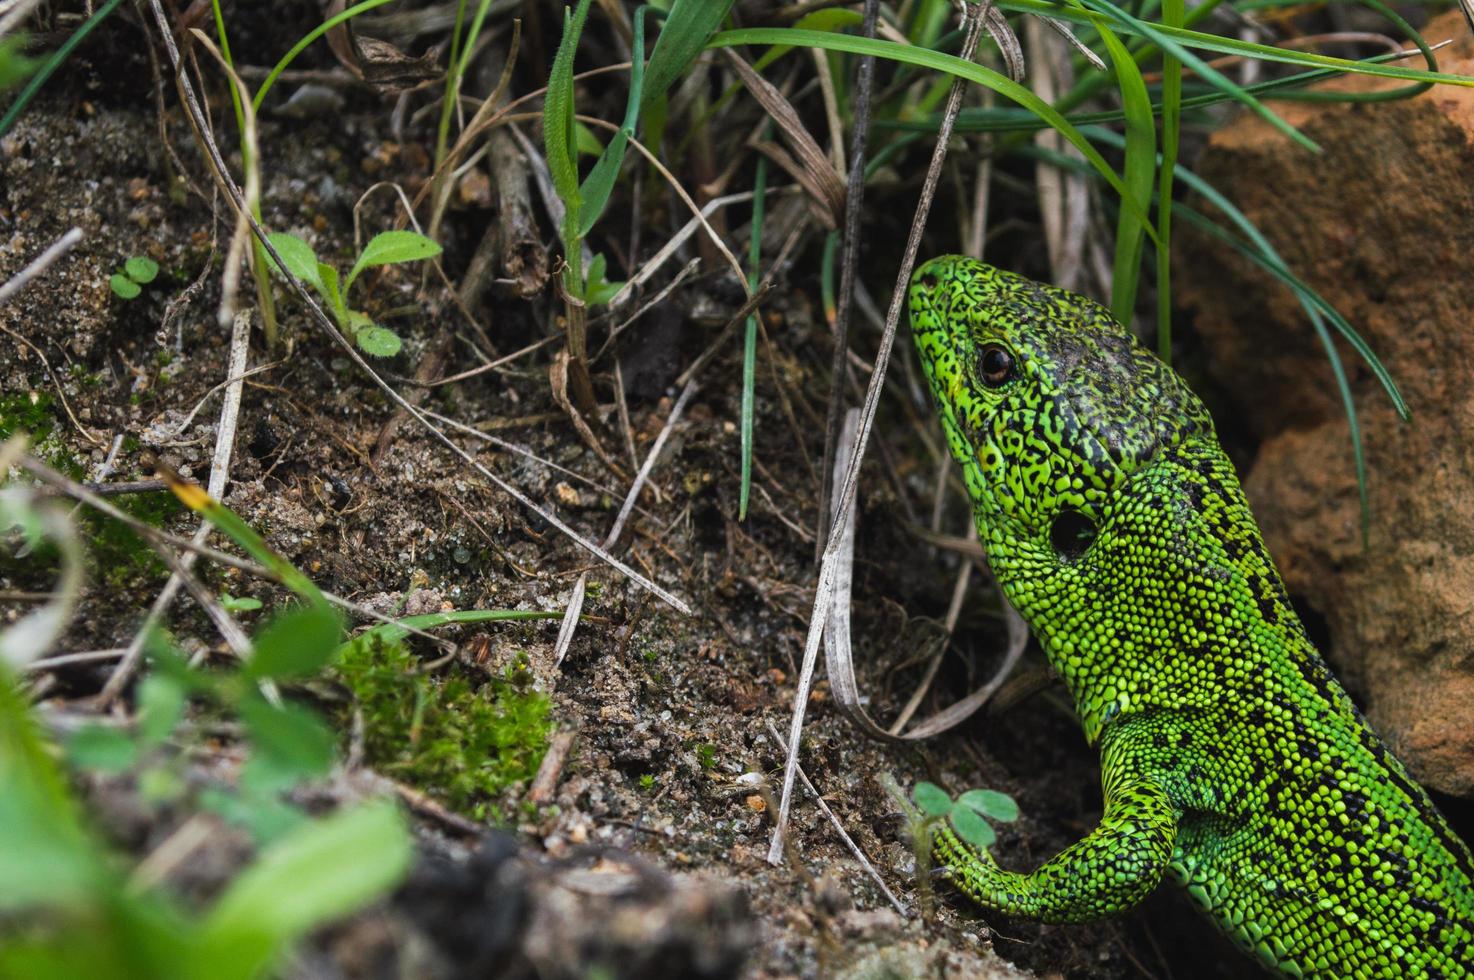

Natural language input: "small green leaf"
[247,604,343,680]
[317,262,346,325]
[345,230,441,290]
[200,801,412,969]
[220,593,263,613]
[124,256,159,284]
[640,0,737,117]
[355,324,402,358]
[949,802,997,850]
[544,0,593,214]
[236,695,335,780]
[574,121,604,157]
[67,725,138,772]
[138,673,186,747]
[583,253,625,306]
[957,788,1019,823]
[912,781,952,817]
[109,273,141,299]
[266,232,323,292]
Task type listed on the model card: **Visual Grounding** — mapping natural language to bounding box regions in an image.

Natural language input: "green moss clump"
[0,391,56,443]
[335,635,552,820]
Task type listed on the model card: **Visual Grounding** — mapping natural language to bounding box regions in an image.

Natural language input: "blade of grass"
[1173,204,1372,541]
[150,459,328,609]
[340,609,565,654]
[545,0,593,292]
[739,135,770,521]
[1072,0,1318,151]
[1093,18,1155,323]
[1155,0,1183,361]
[908,44,1439,133]
[707,26,1157,244]
[251,0,402,112]
[997,0,1473,87]
[0,0,126,138]
[578,4,651,238]
[638,0,736,116]
[1033,131,1404,539]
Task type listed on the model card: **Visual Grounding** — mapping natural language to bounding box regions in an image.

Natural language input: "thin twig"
[768,4,988,867]
[23,648,129,672]
[765,720,908,916]
[101,308,252,703]
[0,227,83,306]
[0,323,106,448]
[817,0,880,562]
[553,381,699,666]
[21,455,459,649]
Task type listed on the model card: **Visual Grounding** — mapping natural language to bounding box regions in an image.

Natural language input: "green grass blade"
[1156,0,1184,361]
[0,0,126,138]
[1072,0,1318,151]
[996,0,1474,87]
[577,5,653,238]
[156,468,329,608]
[739,144,770,522]
[252,0,401,112]
[641,0,737,116]
[545,0,594,291]
[1144,147,1408,420]
[1048,127,1404,539]
[1093,19,1155,324]
[1172,205,1372,541]
[901,37,1438,134]
[707,27,1156,244]
[545,0,591,209]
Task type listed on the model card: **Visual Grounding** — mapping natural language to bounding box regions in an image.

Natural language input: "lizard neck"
[982,438,1311,747]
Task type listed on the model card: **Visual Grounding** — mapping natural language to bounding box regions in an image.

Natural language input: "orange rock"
[1177,10,1474,794]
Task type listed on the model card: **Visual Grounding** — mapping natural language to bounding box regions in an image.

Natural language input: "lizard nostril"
[1050,509,1098,563]
[917,272,940,294]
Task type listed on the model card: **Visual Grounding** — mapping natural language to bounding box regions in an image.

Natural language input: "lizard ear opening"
[1050,509,1097,563]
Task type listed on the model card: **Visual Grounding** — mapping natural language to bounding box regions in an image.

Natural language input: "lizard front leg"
[935,755,1179,923]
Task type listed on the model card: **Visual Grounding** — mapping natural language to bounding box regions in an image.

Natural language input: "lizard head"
[907,255,1213,560]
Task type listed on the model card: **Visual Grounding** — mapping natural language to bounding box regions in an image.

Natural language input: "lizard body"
[907,255,1474,977]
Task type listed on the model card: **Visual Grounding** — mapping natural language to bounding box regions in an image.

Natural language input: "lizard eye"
[977,343,1015,388]
[1051,509,1098,562]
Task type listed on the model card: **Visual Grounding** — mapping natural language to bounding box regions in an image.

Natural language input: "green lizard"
[907,255,1474,977]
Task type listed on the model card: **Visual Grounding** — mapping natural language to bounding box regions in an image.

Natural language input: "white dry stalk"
[143,6,691,616]
[0,0,43,34]
[767,6,989,867]
[0,227,83,306]
[1028,18,1090,294]
[101,308,253,702]
[554,380,698,666]
[820,414,1027,745]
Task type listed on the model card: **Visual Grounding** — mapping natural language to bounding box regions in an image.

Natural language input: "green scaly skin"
[907,255,1474,977]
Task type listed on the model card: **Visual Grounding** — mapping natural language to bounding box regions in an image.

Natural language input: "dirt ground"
[0,9,1283,979]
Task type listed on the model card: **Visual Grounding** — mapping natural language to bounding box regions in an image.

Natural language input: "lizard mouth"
[907,261,981,469]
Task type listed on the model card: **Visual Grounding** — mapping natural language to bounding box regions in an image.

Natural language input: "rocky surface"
[1177,9,1474,795]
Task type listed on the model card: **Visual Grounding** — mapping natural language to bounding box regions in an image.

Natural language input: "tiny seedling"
[108,256,159,300]
[880,773,1019,918]
[912,781,1020,851]
[267,229,441,357]
[220,592,263,613]
[695,743,717,770]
